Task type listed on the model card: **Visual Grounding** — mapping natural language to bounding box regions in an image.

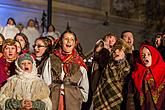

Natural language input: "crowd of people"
[0,17,164,110]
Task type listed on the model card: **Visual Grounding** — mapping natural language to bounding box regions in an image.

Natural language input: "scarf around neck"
[132,44,165,92]
[54,48,87,74]
[14,57,40,81]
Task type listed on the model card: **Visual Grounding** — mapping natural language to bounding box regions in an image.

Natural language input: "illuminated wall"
[0,4,43,27]
[0,1,144,53]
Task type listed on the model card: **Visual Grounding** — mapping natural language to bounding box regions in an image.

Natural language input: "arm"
[5,99,46,110]
[42,58,52,85]
[78,66,89,102]
[5,98,22,110]
[32,100,46,110]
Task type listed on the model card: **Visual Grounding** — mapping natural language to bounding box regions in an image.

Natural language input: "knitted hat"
[18,53,33,66]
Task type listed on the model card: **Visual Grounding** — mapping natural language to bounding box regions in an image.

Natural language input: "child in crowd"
[15,40,22,55]
[14,33,30,54]
[0,53,52,110]
[0,34,5,53]
[1,17,19,39]
[93,38,131,109]
[22,19,40,52]
[0,39,18,88]
[132,44,165,110]
[50,29,89,110]
[33,37,52,85]
[43,24,61,40]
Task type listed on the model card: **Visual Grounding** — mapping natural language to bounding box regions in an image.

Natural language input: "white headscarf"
[15,55,40,81]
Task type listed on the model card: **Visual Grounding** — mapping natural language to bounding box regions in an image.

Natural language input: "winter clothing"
[132,44,165,110]
[0,53,52,110]
[93,58,130,110]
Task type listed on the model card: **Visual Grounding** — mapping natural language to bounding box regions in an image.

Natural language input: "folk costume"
[93,38,131,110]
[132,45,165,110]
[35,37,52,86]
[0,56,16,88]
[93,58,130,110]
[22,27,40,52]
[0,53,52,110]
[50,48,89,110]
[2,24,19,39]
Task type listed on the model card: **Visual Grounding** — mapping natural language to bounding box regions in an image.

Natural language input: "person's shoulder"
[0,55,5,63]
[0,53,3,58]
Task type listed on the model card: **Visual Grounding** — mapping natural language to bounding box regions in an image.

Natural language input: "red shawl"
[132,44,165,92]
[54,48,87,74]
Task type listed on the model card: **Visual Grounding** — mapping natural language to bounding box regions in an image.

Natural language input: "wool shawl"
[54,48,87,74]
[132,44,165,92]
[93,59,130,110]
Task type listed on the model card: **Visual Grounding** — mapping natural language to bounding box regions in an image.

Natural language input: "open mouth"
[66,44,72,47]
[109,45,113,48]
[24,67,29,71]
[35,51,40,54]
[114,54,119,58]
[143,59,149,64]
[9,53,13,56]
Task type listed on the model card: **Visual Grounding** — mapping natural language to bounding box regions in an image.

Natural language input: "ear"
[75,40,78,46]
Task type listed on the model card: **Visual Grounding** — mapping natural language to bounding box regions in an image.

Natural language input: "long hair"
[7,17,16,25]
[14,33,30,50]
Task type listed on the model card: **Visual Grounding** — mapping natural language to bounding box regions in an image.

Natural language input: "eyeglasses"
[33,45,47,48]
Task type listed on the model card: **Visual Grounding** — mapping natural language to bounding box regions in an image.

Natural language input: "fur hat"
[112,38,132,54]
[18,53,33,66]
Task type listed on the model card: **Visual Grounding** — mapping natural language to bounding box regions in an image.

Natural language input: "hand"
[22,99,32,110]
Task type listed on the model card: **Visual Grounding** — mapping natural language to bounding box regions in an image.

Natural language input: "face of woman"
[48,25,54,32]
[15,42,22,54]
[112,49,125,61]
[8,19,14,25]
[122,32,134,47]
[155,37,161,47]
[109,36,116,46]
[62,33,76,54]
[20,60,32,73]
[4,45,17,60]
[16,35,26,49]
[142,47,152,67]
[28,20,35,27]
[34,39,47,57]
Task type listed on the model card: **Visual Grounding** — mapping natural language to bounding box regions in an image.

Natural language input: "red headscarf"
[54,48,87,74]
[132,44,165,92]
